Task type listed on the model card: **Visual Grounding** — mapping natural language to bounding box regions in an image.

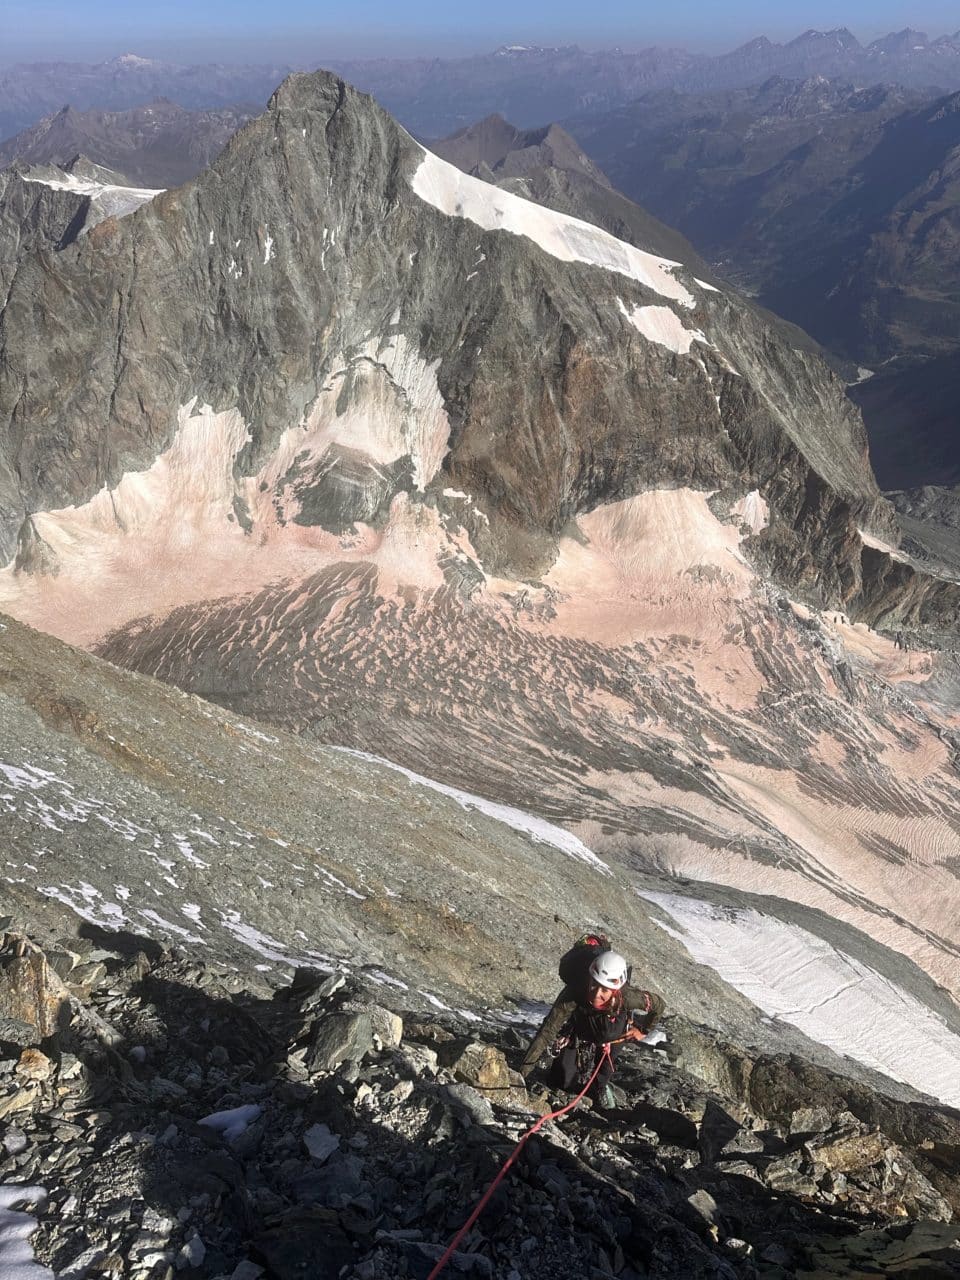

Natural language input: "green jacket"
[521,983,665,1077]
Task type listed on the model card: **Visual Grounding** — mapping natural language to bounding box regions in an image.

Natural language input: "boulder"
[685,1189,720,1228]
[395,1043,439,1079]
[303,1123,340,1163]
[252,1208,354,1280]
[763,1154,818,1198]
[16,1048,54,1081]
[0,1085,37,1118]
[343,1001,402,1050]
[305,1012,374,1072]
[0,938,71,1045]
[438,1040,514,1096]
[789,1106,832,1136]
[442,1082,495,1127]
[806,1129,886,1173]
[0,1016,38,1050]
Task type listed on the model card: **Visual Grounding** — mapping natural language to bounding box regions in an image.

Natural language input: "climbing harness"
[426,1043,614,1280]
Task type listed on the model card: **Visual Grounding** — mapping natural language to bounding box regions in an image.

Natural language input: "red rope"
[426,1043,613,1280]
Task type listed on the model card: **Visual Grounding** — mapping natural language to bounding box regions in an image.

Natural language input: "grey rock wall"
[0,70,898,616]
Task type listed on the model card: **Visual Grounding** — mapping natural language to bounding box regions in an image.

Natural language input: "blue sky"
[5,1,960,64]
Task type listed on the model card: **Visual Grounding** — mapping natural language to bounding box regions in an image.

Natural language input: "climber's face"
[588,981,615,1010]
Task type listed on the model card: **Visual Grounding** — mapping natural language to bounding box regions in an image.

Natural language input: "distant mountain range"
[0,99,257,188]
[566,78,960,488]
[4,28,960,140]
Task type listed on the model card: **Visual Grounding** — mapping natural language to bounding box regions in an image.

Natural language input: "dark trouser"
[547,1040,618,1096]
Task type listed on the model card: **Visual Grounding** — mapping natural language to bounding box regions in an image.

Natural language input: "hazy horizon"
[3,3,959,67]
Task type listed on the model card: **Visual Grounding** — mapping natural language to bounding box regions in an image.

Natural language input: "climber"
[520,946,664,1112]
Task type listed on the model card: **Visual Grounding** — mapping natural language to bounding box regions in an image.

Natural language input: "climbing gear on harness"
[426,1045,614,1279]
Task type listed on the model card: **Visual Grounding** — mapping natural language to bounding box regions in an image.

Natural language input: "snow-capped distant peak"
[111,53,158,67]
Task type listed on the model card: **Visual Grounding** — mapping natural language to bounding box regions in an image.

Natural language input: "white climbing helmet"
[589,950,628,990]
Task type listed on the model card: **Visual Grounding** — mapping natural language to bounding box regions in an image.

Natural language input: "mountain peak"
[732,36,775,54]
[789,27,861,49]
[107,53,159,68]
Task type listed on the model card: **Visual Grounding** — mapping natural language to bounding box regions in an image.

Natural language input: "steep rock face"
[0,71,886,587]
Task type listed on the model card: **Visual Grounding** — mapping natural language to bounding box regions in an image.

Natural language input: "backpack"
[558,932,610,988]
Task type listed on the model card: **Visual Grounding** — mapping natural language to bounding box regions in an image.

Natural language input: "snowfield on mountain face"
[256,334,450,496]
[410,146,695,306]
[858,527,910,564]
[541,488,755,646]
[732,489,770,533]
[23,172,163,223]
[0,388,455,644]
[640,891,960,1109]
[617,299,710,354]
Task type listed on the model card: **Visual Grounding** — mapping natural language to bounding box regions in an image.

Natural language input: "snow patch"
[639,892,960,1109]
[39,882,128,928]
[23,171,162,225]
[859,528,909,563]
[260,334,451,496]
[617,299,710,355]
[138,908,204,944]
[732,490,770,534]
[550,489,755,593]
[411,148,694,307]
[198,1105,262,1143]
[335,747,609,872]
[219,910,294,965]
[418,989,451,1010]
[367,969,409,990]
[0,1187,53,1280]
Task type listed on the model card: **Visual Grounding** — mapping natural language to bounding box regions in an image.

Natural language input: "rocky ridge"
[566,79,960,493]
[2,924,960,1280]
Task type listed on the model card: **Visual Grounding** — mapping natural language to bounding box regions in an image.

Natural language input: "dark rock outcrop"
[3,920,959,1280]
